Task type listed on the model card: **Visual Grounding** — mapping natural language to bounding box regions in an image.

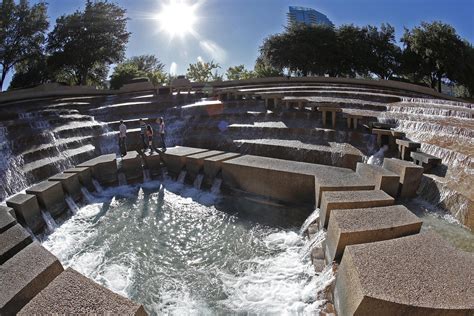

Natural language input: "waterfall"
[25,227,38,241]
[92,179,103,193]
[211,178,222,194]
[65,196,80,215]
[118,173,127,186]
[299,208,320,235]
[367,145,388,166]
[143,169,151,182]
[81,187,95,203]
[177,170,187,183]
[300,230,327,259]
[41,210,57,233]
[193,174,204,189]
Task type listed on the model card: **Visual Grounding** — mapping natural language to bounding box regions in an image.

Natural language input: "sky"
[4,0,474,88]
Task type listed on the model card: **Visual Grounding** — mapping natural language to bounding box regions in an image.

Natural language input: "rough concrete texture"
[186,150,224,178]
[203,152,241,183]
[325,205,422,262]
[142,152,163,178]
[6,194,45,234]
[26,181,66,218]
[395,139,421,160]
[121,151,144,183]
[77,154,118,186]
[0,224,33,264]
[383,158,424,198]
[0,242,64,315]
[320,190,394,228]
[222,155,357,205]
[162,146,208,174]
[19,268,147,316]
[0,206,17,233]
[48,172,82,201]
[334,232,474,315]
[356,162,400,197]
[63,167,94,192]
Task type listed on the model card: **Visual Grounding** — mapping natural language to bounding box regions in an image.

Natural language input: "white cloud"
[199,39,227,63]
[169,62,177,76]
[197,56,204,63]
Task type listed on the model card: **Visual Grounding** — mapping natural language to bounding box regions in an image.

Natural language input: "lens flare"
[156,1,198,38]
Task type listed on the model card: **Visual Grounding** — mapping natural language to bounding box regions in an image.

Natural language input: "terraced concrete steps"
[0,223,33,264]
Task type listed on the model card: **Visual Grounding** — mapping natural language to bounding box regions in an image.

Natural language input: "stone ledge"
[18,268,147,316]
[325,205,422,262]
[77,154,118,186]
[383,158,424,198]
[356,162,400,197]
[162,146,209,175]
[0,206,17,233]
[6,194,44,234]
[186,150,224,178]
[63,167,94,192]
[320,190,394,228]
[48,172,82,202]
[26,181,66,218]
[121,151,144,183]
[0,224,33,264]
[334,232,474,315]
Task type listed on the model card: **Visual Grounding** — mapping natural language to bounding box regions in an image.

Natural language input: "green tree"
[225,65,255,81]
[253,57,282,78]
[47,0,130,86]
[401,21,466,92]
[109,54,166,89]
[0,0,48,91]
[9,52,49,89]
[334,24,370,77]
[186,60,220,82]
[365,24,401,79]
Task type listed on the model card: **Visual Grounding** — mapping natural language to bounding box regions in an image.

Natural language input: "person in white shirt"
[156,117,166,152]
[119,120,127,156]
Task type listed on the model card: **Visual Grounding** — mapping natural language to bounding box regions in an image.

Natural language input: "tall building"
[287,6,334,28]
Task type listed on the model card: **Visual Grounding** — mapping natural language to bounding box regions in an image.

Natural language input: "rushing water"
[41,180,333,315]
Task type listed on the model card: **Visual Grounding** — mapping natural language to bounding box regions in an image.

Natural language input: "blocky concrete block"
[410,151,442,171]
[395,139,420,160]
[334,232,474,315]
[48,172,82,201]
[6,194,45,234]
[63,167,94,192]
[0,224,33,264]
[186,150,224,179]
[203,152,241,185]
[0,242,64,315]
[121,151,143,183]
[325,205,422,262]
[0,206,17,233]
[142,152,163,178]
[356,162,400,197]
[18,268,147,316]
[383,158,424,198]
[77,154,118,186]
[162,146,208,175]
[26,181,66,218]
[320,190,394,228]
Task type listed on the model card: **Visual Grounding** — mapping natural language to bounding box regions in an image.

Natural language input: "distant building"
[287,6,334,28]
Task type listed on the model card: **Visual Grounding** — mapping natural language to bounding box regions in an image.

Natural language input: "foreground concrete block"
[334,232,474,315]
[121,151,143,183]
[0,242,64,315]
[6,194,45,234]
[356,162,400,197]
[19,268,147,316]
[0,206,17,233]
[325,205,422,262]
[186,150,224,179]
[162,146,208,175]
[203,152,241,184]
[48,172,82,201]
[383,158,424,198]
[26,181,66,218]
[77,154,118,186]
[142,152,163,178]
[0,224,33,264]
[320,190,394,228]
[63,167,94,192]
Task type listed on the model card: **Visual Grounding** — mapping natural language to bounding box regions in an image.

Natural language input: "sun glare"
[156,1,198,38]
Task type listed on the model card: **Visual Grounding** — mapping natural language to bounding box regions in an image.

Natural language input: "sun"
[156,1,198,38]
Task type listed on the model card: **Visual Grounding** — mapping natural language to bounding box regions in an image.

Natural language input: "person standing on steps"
[156,117,166,152]
[139,118,147,151]
[146,124,154,154]
[119,120,127,157]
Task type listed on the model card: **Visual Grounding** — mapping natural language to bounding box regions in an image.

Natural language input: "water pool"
[41,180,333,315]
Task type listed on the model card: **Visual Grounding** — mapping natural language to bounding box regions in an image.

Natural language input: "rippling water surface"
[42,180,332,315]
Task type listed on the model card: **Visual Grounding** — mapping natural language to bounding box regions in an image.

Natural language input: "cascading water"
[41,210,57,233]
[118,173,127,186]
[92,179,104,193]
[300,230,327,259]
[210,178,222,194]
[65,196,80,215]
[81,187,95,204]
[143,169,151,182]
[193,173,204,189]
[177,170,187,183]
[299,208,320,235]
[367,145,388,166]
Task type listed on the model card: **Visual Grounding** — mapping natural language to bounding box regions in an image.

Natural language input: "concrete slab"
[383,158,424,198]
[142,152,163,178]
[63,167,94,192]
[395,139,421,160]
[48,172,82,201]
[186,150,224,179]
[334,232,474,315]
[0,242,64,315]
[6,194,45,234]
[77,154,118,186]
[0,224,33,264]
[320,190,394,228]
[356,162,400,197]
[162,146,208,175]
[18,268,147,316]
[120,151,143,183]
[203,152,241,183]
[0,206,17,233]
[26,181,66,218]
[325,205,422,262]
[410,151,442,171]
